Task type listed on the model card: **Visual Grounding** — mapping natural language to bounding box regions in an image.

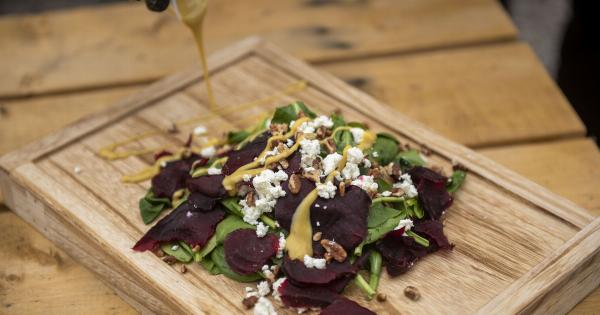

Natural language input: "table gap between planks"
[1,37,598,315]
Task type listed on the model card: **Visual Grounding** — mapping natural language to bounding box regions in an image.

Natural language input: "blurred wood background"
[0,0,598,314]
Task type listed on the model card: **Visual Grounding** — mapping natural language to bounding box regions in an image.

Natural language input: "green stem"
[354,274,376,299]
[260,214,277,229]
[406,230,430,247]
[371,196,405,204]
[368,251,382,292]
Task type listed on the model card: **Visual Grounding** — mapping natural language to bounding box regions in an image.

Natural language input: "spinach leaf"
[334,130,353,153]
[215,215,254,244]
[331,113,346,130]
[227,130,250,145]
[271,101,317,124]
[371,133,399,165]
[200,257,222,275]
[367,203,403,228]
[376,178,392,193]
[405,230,430,247]
[139,190,171,224]
[161,241,193,263]
[195,235,217,262]
[405,198,425,219]
[211,246,262,282]
[396,149,426,168]
[220,197,244,217]
[447,169,467,193]
[365,216,404,244]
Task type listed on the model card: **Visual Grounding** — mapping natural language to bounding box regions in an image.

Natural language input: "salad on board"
[130,102,466,314]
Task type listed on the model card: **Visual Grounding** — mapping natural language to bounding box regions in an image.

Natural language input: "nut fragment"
[320,239,347,262]
[323,252,333,263]
[404,286,421,301]
[288,174,301,194]
[242,295,259,309]
[245,190,256,207]
[368,167,382,179]
[313,232,323,241]
[303,170,320,183]
[391,188,405,197]
[153,248,165,258]
[323,138,336,154]
[316,126,332,139]
[162,256,177,265]
[376,293,387,302]
[452,163,468,172]
[179,264,187,274]
[270,123,289,136]
[279,159,289,169]
[338,182,346,197]
[391,163,402,177]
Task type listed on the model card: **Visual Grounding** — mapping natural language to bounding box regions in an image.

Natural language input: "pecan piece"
[162,256,177,265]
[269,123,289,136]
[288,174,301,194]
[279,159,289,169]
[404,286,421,301]
[245,190,256,207]
[303,170,320,183]
[376,293,387,302]
[323,138,336,154]
[242,296,259,309]
[320,239,347,262]
[338,182,346,197]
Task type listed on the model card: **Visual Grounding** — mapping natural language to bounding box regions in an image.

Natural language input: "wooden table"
[0,1,598,314]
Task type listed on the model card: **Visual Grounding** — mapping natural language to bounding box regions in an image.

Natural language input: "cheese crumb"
[395,218,414,236]
[381,191,392,197]
[276,233,286,258]
[351,175,378,193]
[200,146,216,158]
[254,297,277,315]
[363,158,372,168]
[243,174,253,182]
[313,115,334,128]
[256,222,269,238]
[341,163,360,180]
[303,255,326,269]
[272,277,286,302]
[240,170,288,224]
[393,174,418,198]
[207,167,222,175]
[350,128,364,143]
[193,125,207,135]
[346,147,364,164]
[286,138,295,147]
[171,244,179,251]
[321,153,342,176]
[316,181,337,199]
[372,151,379,158]
[299,139,321,171]
[257,280,271,297]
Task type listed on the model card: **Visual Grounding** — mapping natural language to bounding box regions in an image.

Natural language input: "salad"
[132,102,466,314]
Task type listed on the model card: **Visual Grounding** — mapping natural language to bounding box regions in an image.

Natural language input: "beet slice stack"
[223,229,279,275]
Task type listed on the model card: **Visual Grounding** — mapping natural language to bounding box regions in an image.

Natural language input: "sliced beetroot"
[133,200,225,252]
[223,229,278,275]
[187,192,219,212]
[376,230,428,277]
[320,298,375,315]
[283,150,302,176]
[151,154,205,198]
[187,174,227,198]
[282,256,357,287]
[409,167,453,220]
[274,177,315,230]
[278,279,340,308]
[310,185,370,253]
[413,220,451,250]
[222,132,270,175]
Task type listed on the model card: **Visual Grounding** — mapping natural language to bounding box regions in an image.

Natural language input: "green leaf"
[220,197,244,217]
[195,235,217,262]
[334,130,353,153]
[367,203,403,228]
[396,149,426,168]
[406,230,430,247]
[200,257,222,275]
[161,241,193,263]
[447,169,467,193]
[371,133,399,165]
[139,191,171,224]
[215,215,254,244]
[365,215,405,244]
[227,130,250,145]
[376,178,392,193]
[210,246,262,282]
[405,198,425,219]
[330,113,346,130]
[368,251,382,292]
[271,101,317,124]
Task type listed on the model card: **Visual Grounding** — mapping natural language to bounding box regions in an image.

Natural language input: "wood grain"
[0,0,516,98]
[1,38,597,314]
[321,41,585,147]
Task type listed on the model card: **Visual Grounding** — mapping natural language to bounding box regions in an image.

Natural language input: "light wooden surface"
[1,37,598,314]
[0,0,516,98]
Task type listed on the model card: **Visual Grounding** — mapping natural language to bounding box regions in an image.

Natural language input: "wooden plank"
[1,38,597,314]
[321,42,586,147]
[0,0,516,97]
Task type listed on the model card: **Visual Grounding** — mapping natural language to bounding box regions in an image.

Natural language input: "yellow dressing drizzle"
[121,150,185,183]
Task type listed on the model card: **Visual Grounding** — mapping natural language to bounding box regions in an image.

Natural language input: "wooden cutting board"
[1,37,598,315]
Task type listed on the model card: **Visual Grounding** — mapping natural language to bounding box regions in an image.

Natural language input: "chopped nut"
[313,232,323,241]
[153,248,165,258]
[338,182,346,197]
[191,159,205,171]
[404,286,421,301]
[277,142,287,153]
[303,170,320,183]
[279,159,289,169]
[242,295,259,309]
[245,191,256,207]
[323,252,333,263]
[316,126,332,139]
[368,167,382,179]
[166,122,179,134]
[162,256,177,265]
[288,174,301,194]
[323,138,336,154]
[320,239,347,262]
[192,245,201,252]
[376,293,387,302]
[311,158,322,171]
[179,264,187,274]
[391,188,405,197]
[391,163,402,177]
[271,265,280,277]
[270,123,289,136]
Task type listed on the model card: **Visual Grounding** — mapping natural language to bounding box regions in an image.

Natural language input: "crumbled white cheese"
[73,166,82,174]
[395,218,414,236]
[207,167,222,175]
[316,221,321,226]
[246,287,255,293]
[257,280,271,297]
[393,173,418,198]
[254,297,277,315]
[256,222,269,238]
[200,146,216,158]
[315,203,320,208]
[297,122,315,134]
[303,255,326,269]
[171,244,179,251]
[286,138,295,147]
[243,174,253,182]
[312,115,334,129]
[289,120,296,129]
[346,147,364,164]
[351,175,378,193]
[276,233,286,258]
[341,163,360,180]
[272,277,286,302]
[363,158,372,168]
[193,125,207,135]
[160,161,168,168]
[350,128,364,143]
[316,181,337,199]
[260,147,280,165]
[323,206,327,210]
[240,170,288,225]
[381,191,392,197]
[186,211,193,218]
[321,153,342,176]
[299,139,321,171]
[372,151,379,158]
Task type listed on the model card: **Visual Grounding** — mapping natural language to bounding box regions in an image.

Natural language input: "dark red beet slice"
[187,192,219,212]
[278,280,340,308]
[413,220,451,250]
[274,177,315,230]
[409,167,453,220]
[376,229,428,277]
[187,174,227,198]
[222,132,270,175]
[223,229,278,275]
[310,185,370,253]
[151,154,205,198]
[282,256,357,287]
[320,298,375,315]
[133,199,225,252]
[283,150,302,176]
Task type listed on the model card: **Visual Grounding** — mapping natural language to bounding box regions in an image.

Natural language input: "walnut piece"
[404,286,421,301]
[269,123,289,136]
[323,138,337,154]
[339,182,346,197]
[320,239,347,263]
[245,190,256,207]
[303,170,320,183]
[376,293,387,302]
[162,256,177,265]
[313,231,322,241]
[242,296,259,309]
[288,174,301,194]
